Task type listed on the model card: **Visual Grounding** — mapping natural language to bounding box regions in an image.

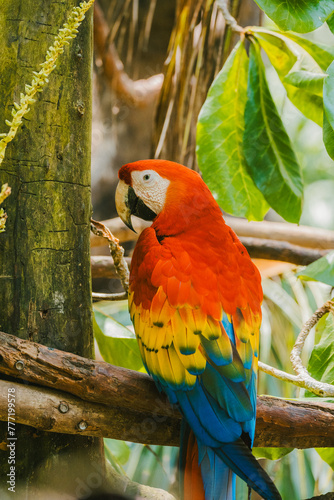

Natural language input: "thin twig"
[92,291,128,301]
[90,218,130,293]
[290,301,334,396]
[216,0,244,33]
[259,301,334,397]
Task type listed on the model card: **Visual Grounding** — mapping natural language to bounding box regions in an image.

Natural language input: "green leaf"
[327,12,334,34]
[323,110,334,158]
[283,70,326,96]
[323,59,334,159]
[296,250,334,286]
[306,312,334,471]
[253,0,334,33]
[307,312,334,386]
[251,28,324,125]
[281,32,334,71]
[253,447,293,460]
[196,41,269,220]
[316,448,334,470]
[93,307,144,372]
[243,42,303,223]
[105,439,131,466]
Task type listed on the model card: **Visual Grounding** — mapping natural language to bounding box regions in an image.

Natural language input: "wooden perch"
[1,331,334,448]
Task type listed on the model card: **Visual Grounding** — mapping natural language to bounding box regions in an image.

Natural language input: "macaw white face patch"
[131,170,170,215]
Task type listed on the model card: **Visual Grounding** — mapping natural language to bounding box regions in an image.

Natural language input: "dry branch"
[90,217,332,265]
[1,331,334,448]
[225,217,334,250]
[93,2,163,107]
[91,217,334,250]
[240,237,327,265]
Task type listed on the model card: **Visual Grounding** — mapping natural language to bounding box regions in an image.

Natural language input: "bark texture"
[0,1,103,495]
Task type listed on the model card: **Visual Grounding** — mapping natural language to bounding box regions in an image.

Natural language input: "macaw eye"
[143,174,151,181]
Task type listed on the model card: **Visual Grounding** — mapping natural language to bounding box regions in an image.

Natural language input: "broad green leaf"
[281,32,334,71]
[316,448,334,470]
[327,12,334,34]
[283,82,323,126]
[307,312,334,386]
[251,28,324,125]
[243,42,303,223]
[323,59,334,159]
[253,0,334,33]
[283,70,326,96]
[105,439,131,466]
[196,41,269,220]
[323,110,334,158]
[296,250,334,286]
[253,447,293,460]
[93,311,144,372]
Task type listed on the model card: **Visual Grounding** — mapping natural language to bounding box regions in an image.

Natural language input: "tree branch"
[1,331,334,448]
[240,237,327,265]
[225,217,334,250]
[90,217,334,263]
[93,2,163,107]
[217,0,244,33]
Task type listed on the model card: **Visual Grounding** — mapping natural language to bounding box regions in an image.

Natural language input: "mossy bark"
[0,1,104,496]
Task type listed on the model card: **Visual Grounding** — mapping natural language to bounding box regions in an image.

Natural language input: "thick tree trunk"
[0,1,104,497]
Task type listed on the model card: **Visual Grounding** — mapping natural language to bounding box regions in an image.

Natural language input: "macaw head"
[116,159,221,235]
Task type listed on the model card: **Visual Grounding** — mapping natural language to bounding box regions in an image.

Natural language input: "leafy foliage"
[323,59,334,159]
[253,0,334,33]
[196,42,268,220]
[93,300,144,372]
[307,313,334,387]
[197,19,334,223]
[296,251,334,286]
[243,42,303,223]
[253,447,293,460]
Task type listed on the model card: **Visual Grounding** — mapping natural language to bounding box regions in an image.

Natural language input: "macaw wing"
[129,228,262,446]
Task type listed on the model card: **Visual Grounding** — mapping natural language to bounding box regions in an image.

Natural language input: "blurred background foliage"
[91,1,334,499]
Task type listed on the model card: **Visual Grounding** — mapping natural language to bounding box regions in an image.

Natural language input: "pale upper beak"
[115,179,157,232]
[115,179,136,232]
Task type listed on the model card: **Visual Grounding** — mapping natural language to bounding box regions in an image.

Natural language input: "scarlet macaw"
[115,159,281,500]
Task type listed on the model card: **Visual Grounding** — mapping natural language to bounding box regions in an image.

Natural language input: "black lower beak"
[126,186,157,225]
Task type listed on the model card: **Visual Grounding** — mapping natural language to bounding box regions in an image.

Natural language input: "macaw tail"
[180,422,206,500]
[180,421,281,500]
[180,422,235,500]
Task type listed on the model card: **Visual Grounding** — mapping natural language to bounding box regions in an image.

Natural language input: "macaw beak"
[115,180,136,232]
[115,179,157,233]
